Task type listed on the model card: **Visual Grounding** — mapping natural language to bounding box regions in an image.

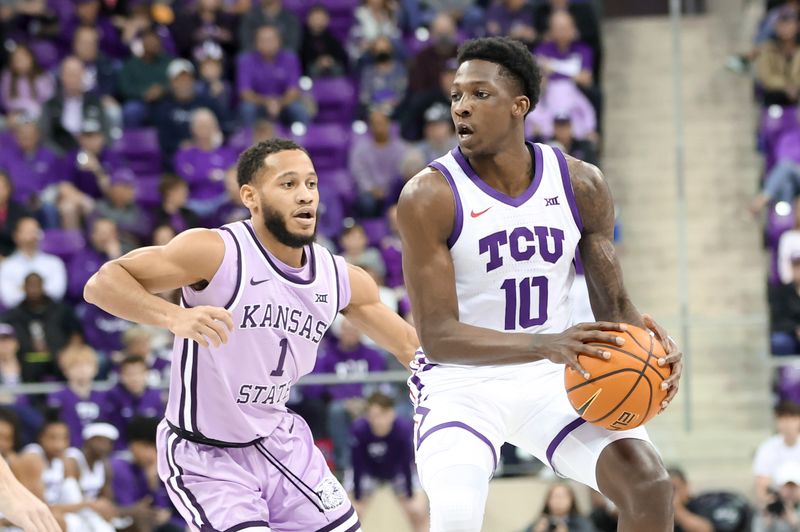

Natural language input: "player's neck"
[252,220,306,268]
[467,141,532,196]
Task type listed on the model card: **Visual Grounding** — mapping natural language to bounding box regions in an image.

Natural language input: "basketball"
[564,325,671,431]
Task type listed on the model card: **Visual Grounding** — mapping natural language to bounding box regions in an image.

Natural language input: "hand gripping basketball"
[168,306,235,348]
[537,321,629,379]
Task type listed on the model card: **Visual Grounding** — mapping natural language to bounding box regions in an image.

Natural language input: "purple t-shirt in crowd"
[75,303,132,354]
[104,384,165,448]
[306,342,387,400]
[236,50,301,97]
[110,457,182,525]
[174,145,238,201]
[380,235,403,289]
[535,41,594,82]
[68,148,125,199]
[350,416,415,500]
[776,128,800,164]
[46,387,106,447]
[67,248,108,302]
[1,143,62,205]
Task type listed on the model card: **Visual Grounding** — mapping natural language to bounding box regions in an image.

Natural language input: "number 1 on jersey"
[271,338,289,377]
[500,276,548,330]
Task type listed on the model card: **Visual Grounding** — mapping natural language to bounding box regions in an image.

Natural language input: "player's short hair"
[0,407,21,451]
[456,37,542,112]
[775,401,800,417]
[237,138,308,187]
[366,392,395,409]
[120,354,147,370]
[126,417,159,445]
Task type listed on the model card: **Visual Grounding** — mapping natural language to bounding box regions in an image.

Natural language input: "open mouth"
[456,123,474,138]
[293,208,316,221]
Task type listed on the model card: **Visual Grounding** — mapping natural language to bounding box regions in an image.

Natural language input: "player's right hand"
[536,322,627,379]
[168,306,235,348]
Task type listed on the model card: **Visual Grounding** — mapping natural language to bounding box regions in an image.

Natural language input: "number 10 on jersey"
[500,276,548,330]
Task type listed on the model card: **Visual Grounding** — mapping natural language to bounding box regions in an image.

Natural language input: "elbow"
[418,320,457,364]
[83,262,112,305]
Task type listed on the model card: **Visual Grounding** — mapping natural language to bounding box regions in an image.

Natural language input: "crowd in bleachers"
[0,0,619,529]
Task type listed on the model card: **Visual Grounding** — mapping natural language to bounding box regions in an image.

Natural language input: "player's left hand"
[642,314,682,413]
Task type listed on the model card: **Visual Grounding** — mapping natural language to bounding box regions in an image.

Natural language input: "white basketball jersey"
[65,447,105,500]
[22,443,66,504]
[429,142,582,371]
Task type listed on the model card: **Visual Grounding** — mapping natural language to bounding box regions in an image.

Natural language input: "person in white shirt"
[0,217,67,308]
[754,402,800,508]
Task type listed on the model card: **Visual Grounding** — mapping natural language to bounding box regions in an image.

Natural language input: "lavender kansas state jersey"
[429,142,582,373]
[164,220,350,444]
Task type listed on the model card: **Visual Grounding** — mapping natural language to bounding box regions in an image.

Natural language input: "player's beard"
[261,200,317,248]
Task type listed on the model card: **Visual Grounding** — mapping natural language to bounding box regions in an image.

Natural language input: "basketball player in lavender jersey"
[397,37,684,531]
[84,139,420,532]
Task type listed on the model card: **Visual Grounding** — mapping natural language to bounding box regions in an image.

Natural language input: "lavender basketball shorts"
[156,414,361,532]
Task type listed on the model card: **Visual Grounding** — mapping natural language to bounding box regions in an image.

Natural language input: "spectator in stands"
[75,302,130,369]
[195,42,234,119]
[349,106,408,217]
[64,0,126,59]
[2,272,82,382]
[0,43,55,117]
[779,199,800,285]
[65,116,121,202]
[300,5,349,78]
[174,108,238,218]
[0,323,21,390]
[154,59,226,167]
[239,0,300,52]
[172,0,238,59]
[752,128,800,214]
[0,217,67,309]
[378,204,403,289]
[755,7,800,107]
[526,76,597,143]
[64,423,117,503]
[536,10,594,91]
[359,36,408,117]
[772,251,800,355]
[71,25,118,102]
[154,176,201,234]
[237,25,309,127]
[66,217,121,302]
[347,392,428,531]
[0,170,30,259]
[340,222,387,279]
[754,401,800,507]
[548,114,598,166]
[104,356,164,448]
[410,102,457,164]
[523,482,595,532]
[485,0,537,47]
[40,56,109,153]
[0,407,19,460]
[47,345,104,448]
[756,461,800,532]
[117,28,172,127]
[94,168,147,251]
[111,417,182,531]
[408,13,458,93]
[349,0,400,60]
[668,467,714,532]
[2,114,62,213]
[217,164,250,225]
[314,319,387,471]
[114,327,170,387]
[533,0,602,80]
[152,224,176,247]
[401,57,456,141]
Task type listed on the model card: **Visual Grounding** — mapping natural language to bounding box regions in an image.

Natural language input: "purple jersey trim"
[553,147,584,233]
[417,421,498,469]
[219,226,244,309]
[189,340,199,436]
[243,220,317,285]
[327,248,341,313]
[315,506,357,532]
[224,521,272,532]
[429,161,464,249]
[545,417,586,472]
[450,141,544,208]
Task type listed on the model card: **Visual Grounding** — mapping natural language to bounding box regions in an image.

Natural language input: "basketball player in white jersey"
[397,37,684,531]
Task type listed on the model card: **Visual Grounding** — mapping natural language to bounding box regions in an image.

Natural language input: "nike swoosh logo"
[250,278,270,286]
[470,207,492,218]
[575,388,602,416]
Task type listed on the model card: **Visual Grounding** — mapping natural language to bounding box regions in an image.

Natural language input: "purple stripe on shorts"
[545,417,586,472]
[343,522,361,532]
[169,435,212,528]
[450,142,544,208]
[429,161,464,249]
[552,146,584,233]
[417,421,498,468]
[315,506,355,532]
[223,521,271,532]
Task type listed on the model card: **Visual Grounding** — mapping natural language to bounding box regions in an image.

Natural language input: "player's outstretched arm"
[0,459,60,532]
[341,264,418,368]
[397,169,626,372]
[84,228,234,348]
[572,156,683,409]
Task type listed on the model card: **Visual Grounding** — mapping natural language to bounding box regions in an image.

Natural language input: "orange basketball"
[564,324,671,431]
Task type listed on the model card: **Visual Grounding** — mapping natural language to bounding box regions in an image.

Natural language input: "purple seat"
[320,168,355,209]
[227,124,289,154]
[40,229,85,262]
[760,106,799,172]
[29,40,62,70]
[360,218,389,246]
[136,175,162,207]
[318,185,345,239]
[111,128,162,174]
[311,77,356,124]
[292,124,350,171]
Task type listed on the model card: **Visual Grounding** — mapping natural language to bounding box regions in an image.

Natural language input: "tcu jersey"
[427,142,582,372]
[164,220,350,445]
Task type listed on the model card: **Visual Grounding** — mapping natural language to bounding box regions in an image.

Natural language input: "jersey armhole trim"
[553,146,584,234]
[180,226,244,311]
[429,161,463,249]
[328,248,341,314]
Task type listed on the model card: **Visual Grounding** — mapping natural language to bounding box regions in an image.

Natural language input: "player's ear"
[512,96,530,117]
[240,183,257,212]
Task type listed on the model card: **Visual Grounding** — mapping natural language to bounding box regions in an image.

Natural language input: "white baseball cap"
[82,423,119,442]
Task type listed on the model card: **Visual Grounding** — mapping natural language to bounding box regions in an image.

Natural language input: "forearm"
[345,302,418,368]
[84,262,179,330]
